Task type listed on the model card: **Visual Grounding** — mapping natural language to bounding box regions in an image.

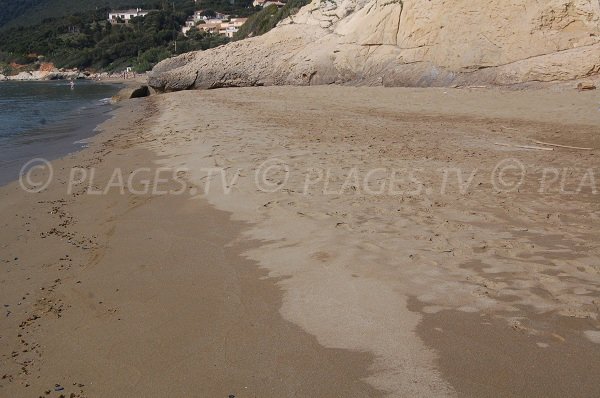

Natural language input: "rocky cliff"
[149,0,600,91]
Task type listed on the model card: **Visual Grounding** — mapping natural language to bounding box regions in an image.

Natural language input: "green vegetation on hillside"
[0,0,158,30]
[233,0,310,40]
[0,6,229,72]
[0,0,311,74]
[0,0,38,29]
[194,0,257,17]
[0,0,256,29]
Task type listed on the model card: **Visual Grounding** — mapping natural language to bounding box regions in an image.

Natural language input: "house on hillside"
[181,17,195,35]
[108,8,153,24]
[198,22,222,35]
[193,10,204,22]
[183,10,246,36]
[190,17,248,37]
[220,18,248,38]
[185,19,222,36]
[193,10,230,23]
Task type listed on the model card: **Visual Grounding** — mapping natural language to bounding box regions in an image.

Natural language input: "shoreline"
[0,80,128,187]
[1,85,599,396]
[0,94,382,397]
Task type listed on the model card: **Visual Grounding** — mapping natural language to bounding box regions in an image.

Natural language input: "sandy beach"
[1,85,600,397]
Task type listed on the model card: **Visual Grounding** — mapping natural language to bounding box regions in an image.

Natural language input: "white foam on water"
[73,138,90,147]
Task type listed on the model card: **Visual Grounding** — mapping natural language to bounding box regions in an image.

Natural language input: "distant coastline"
[0,70,146,82]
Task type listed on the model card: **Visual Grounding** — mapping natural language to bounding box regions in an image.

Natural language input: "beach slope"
[1,86,600,397]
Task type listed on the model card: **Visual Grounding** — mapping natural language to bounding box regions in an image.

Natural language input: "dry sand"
[1,85,600,397]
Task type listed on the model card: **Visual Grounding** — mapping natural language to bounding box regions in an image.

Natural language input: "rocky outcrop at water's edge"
[149,0,600,91]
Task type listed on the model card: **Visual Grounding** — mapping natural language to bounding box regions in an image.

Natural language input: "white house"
[108,9,152,24]
[193,10,230,22]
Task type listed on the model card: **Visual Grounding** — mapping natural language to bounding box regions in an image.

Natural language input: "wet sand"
[0,98,380,397]
[1,85,600,397]
[411,298,600,397]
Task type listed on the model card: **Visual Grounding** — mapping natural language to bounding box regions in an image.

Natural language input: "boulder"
[31,71,51,80]
[130,85,150,98]
[9,71,35,80]
[577,82,597,91]
[45,72,65,80]
[111,85,152,102]
[149,0,600,91]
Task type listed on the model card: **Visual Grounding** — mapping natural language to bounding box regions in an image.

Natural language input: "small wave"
[73,138,91,145]
[98,97,112,105]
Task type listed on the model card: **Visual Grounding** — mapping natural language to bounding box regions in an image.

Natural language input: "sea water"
[0,80,121,186]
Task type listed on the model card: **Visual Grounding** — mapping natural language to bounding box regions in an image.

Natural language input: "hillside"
[0,0,184,29]
[149,0,600,90]
[0,0,260,73]
[0,9,234,74]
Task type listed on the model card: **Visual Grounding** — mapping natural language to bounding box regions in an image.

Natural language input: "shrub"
[234,0,311,40]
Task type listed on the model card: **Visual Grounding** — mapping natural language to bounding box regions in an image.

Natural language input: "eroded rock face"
[149,0,600,91]
[5,70,85,81]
